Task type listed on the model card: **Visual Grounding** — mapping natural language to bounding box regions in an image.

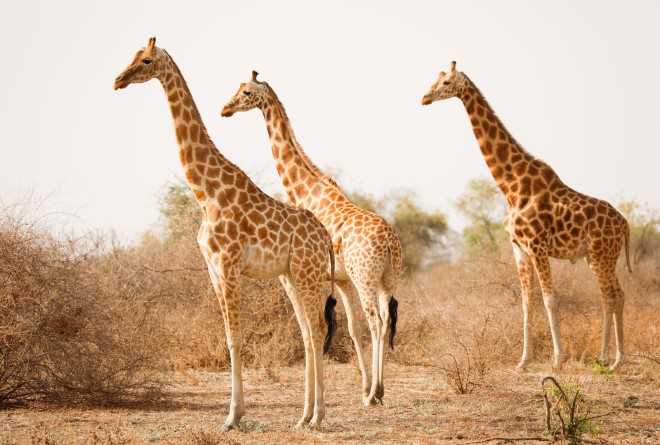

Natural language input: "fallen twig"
[460,437,549,444]
[142,265,206,273]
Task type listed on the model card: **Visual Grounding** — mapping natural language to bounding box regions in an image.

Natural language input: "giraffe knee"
[543,296,559,312]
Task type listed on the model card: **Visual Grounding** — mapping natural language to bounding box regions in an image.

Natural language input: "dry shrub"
[390,246,520,371]
[104,229,357,374]
[0,193,354,408]
[2,191,656,409]
[388,238,659,380]
[0,207,165,407]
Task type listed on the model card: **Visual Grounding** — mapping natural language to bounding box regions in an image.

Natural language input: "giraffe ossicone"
[422,61,631,371]
[114,37,337,430]
[222,71,402,406]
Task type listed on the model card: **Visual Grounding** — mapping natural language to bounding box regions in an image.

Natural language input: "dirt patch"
[2,360,657,444]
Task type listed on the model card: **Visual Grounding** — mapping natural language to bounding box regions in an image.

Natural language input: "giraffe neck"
[159,55,244,205]
[457,76,558,204]
[258,84,345,210]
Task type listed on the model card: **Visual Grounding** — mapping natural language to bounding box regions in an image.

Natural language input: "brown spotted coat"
[422,61,631,371]
[114,38,335,430]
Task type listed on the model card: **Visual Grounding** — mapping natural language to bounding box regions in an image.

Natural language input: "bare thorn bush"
[0,205,165,407]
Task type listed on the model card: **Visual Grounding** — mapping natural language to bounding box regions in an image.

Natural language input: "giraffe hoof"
[552,356,566,370]
[515,362,528,372]
[307,419,323,430]
[294,416,313,430]
[609,355,625,371]
[221,423,237,432]
[363,396,378,407]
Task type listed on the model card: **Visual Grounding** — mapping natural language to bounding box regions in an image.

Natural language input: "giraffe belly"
[241,244,290,279]
[548,234,588,263]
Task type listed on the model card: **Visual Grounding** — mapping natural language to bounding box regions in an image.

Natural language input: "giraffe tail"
[624,221,632,273]
[388,295,398,350]
[385,229,401,350]
[323,244,337,355]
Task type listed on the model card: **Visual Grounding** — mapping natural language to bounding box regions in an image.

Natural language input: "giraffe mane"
[463,74,532,158]
[165,51,259,186]
[165,51,214,145]
[463,74,568,184]
[262,82,341,191]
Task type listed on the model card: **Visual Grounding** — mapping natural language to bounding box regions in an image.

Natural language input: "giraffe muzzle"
[220,106,234,117]
[114,75,128,90]
[421,95,432,106]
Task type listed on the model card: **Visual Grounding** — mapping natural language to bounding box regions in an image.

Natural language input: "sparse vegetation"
[0,180,658,443]
[542,376,607,440]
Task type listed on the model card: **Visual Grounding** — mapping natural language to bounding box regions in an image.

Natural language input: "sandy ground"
[1,361,658,444]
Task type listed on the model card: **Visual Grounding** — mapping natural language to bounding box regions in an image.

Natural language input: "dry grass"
[0,201,658,443]
[2,361,657,444]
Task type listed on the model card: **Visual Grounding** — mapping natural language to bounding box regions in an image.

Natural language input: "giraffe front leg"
[210,270,246,432]
[512,244,535,371]
[532,253,565,369]
[223,332,245,431]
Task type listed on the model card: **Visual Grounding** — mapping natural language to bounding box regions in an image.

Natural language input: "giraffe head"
[114,37,168,90]
[220,71,268,117]
[421,61,466,105]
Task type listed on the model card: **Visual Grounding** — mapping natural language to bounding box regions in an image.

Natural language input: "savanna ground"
[4,360,659,445]
[1,191,658,444]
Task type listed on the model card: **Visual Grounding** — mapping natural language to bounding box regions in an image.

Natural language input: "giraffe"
[113,38,338,430]
[221,71,402,405]
[421,61,631,371]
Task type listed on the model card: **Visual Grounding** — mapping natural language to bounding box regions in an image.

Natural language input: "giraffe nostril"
[116,75,123,81]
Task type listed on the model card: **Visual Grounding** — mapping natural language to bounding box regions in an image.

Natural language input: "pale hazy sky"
[1,1,658,240]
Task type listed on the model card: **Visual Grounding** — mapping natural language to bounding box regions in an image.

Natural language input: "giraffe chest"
[505,208,589,262]
[196,218,291,280]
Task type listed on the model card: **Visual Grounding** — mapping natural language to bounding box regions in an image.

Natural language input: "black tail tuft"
[388,296,398,350]
[323,295,337,354]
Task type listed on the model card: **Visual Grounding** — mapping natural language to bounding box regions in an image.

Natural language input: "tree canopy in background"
[616,199,660,262]
[157,180,449,273]
[454,177,507,253]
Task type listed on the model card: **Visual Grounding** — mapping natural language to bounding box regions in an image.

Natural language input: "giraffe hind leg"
[591,261,626,370]
[357,284,384,407]
[335,281,371,401]
[279,274,315,428]
[323,294,337,354]
[373,293,397,402]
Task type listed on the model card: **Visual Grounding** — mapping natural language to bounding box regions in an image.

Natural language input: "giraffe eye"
[443,80,451,85]
[243,91,251,96]
[142,59,152,65]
